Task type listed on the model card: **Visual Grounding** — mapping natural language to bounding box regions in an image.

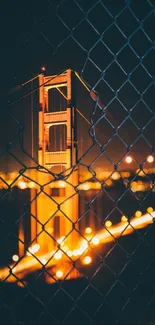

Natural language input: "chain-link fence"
[0,0,155,324]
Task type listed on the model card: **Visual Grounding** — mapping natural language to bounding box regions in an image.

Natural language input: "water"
[0,180,155,265]
[0,180,155,324]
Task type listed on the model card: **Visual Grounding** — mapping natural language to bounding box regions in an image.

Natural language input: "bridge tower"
[30,69,79,254]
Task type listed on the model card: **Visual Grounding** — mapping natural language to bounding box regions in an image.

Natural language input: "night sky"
[0,0,155,173]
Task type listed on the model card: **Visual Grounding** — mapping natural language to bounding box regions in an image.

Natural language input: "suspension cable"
[75,71,90,92]
[75,71,104,110]
[56,87,67,100]
[22,74,41,87]
[76,109,92,126]
[6,68,67,105]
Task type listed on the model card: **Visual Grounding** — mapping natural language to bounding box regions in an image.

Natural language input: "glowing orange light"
[82,183,90,191]
[12,254,19,262]
[7,179,12,185]
[121,215,128,222]
[147,207,153,214]
[106,179,113,186]
[40,258,47,265]
[72,250,79,257]
[1,211,155,283]
[54,251,62,260]
[57,180,66,188]
[57,236,65,245]
[131,181,137,187]
[147,155,154,163]
[125,156,133,164]
[56,270,63,278]
[28,181,35,189]
[95,182,101,189]
[135,211,142,218]
[105,221,112,228]
[67,250,72,257]
[121,172,130,178]
[91,237,99,245]
[79,240,88,253]
[83,256,92,265]
[27,243,40,256]
[47,227,53,234]
[112,172,120,180]
[9,172,17,179]
[85,227,92,234]
[18,181,27,189]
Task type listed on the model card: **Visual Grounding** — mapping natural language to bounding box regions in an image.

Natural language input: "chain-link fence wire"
[0,0,155,324]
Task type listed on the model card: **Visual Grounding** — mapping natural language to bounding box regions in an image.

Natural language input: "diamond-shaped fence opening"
[1,1,155,324]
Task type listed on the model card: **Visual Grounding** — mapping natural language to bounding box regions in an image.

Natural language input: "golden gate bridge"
[0,68,155,285]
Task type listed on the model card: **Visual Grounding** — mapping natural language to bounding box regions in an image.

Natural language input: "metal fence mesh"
[0,0,155,324]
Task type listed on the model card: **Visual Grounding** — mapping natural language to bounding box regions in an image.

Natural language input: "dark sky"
[0,0,155,174]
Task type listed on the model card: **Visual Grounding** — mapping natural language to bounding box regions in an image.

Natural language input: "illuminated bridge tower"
[30,69,79,254]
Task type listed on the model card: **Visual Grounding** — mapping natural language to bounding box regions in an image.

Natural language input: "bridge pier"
[24,69,79,255]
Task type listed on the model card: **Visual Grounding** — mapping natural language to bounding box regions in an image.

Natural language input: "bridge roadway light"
[121,215,128,222]
[12,254,19,262]
[135,211,142,218]
[147,207,153,214]
[105,221,112,228]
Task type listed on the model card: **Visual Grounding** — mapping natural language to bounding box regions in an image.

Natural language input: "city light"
[105,179,113,186]
[121,172,130,178]
[112,172,120,180]
[17,181,27,189]
[146,155,154,163]
[12,254,19,262]
[56,270,63,278]
[83,256,92,265]
[125,155,133,164]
